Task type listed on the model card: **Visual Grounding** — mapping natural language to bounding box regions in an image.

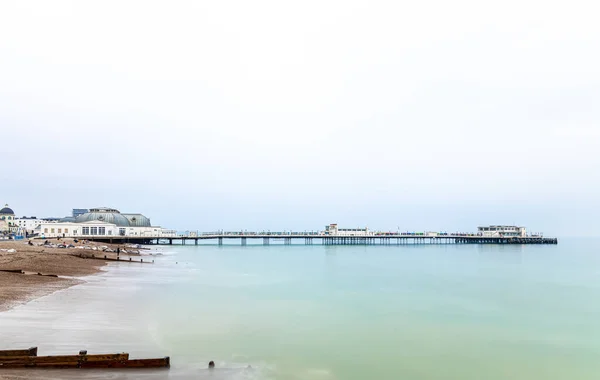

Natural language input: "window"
[108,230,112,236]
[99,227,106,235]
[64,228,69,234]
[51,228,55,233]
[91,227,98,235]
[82,227,89,235]
[73,229,77,235]
[119,228,126,236]
[44,228,48,233]
[58,229,62,234]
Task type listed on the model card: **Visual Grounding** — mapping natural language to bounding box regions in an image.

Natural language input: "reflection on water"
[0,368,260,380]
[1,239,600,380]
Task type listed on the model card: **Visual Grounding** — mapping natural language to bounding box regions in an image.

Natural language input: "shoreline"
[0,239,145,313]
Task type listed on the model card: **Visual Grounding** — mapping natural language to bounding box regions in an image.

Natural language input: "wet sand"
[0,239,141,312]
[0,247,181,380]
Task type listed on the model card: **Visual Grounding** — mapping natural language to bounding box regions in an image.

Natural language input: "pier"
[74,233,558,246]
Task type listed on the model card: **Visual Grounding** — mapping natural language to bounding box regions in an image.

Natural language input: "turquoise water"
[1,239,600,379]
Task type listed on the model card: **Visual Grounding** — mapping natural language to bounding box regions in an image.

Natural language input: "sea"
[1,238,600,380]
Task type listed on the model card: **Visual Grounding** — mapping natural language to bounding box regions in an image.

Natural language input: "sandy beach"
[0,239,143,312]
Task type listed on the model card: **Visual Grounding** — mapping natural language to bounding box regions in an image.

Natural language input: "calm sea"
[1,238,600,380]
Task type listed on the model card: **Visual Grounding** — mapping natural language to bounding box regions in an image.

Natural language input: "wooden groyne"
[0,348,169,369]
[0,269,59,277]
[0,347,37,357]
[78,253,154,264]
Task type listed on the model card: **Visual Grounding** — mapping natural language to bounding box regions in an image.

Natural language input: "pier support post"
[218,237,223,246]
[241,237,247,246]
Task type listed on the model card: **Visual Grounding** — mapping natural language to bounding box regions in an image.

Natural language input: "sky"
[0,0,599,236]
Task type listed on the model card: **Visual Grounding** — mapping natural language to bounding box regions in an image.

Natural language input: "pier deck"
[65,234,558,246]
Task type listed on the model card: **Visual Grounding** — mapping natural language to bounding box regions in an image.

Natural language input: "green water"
[1,239,600,379]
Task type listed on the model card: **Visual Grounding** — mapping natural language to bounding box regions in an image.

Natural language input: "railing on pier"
[150,234,557,246]
[59,231,556,245]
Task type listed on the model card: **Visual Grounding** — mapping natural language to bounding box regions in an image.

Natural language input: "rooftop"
[0,204,14,215]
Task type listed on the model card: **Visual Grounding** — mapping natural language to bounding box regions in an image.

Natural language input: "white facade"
[37,221,115,238]
[36,221,177,239]
[478,225,526,237]
[324,224,373,236]
[14,218,57,234]
[0,204,16,232]
[120,226,177,237]
[159,229,177,237]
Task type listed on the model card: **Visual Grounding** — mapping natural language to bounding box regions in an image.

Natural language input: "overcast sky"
[1,0,599,236]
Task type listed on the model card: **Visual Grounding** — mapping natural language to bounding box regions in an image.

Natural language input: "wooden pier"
[72,233,558,246]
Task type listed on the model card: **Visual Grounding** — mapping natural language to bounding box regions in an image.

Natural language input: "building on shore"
[0,204,66,236]
[72,208,89,218]
[35,207,175,239]
[15,216,46,235]
[477,225,526,237]
[0,204,15,233]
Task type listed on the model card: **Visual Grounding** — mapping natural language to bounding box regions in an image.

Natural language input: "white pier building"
[477,225,526,238]
[324,223,373,236]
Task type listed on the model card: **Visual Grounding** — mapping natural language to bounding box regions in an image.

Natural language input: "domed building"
[35,206,171,241]
[0,204,14,219]
[75,207,131,227]
[0,204,15,232]
[122,213,152,227]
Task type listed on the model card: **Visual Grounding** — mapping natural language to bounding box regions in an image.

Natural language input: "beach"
[0,239,143,312]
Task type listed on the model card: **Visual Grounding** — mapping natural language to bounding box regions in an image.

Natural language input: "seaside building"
[15,217,44,236]
[35,207,175,239]
[0,204,15,232]
[0,205,15,223]
[74,207,133,226]
[122,213,152,227]
[477,225,526,237]
[324,223,373,236]
[72,208,88,218]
